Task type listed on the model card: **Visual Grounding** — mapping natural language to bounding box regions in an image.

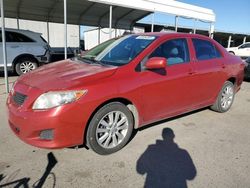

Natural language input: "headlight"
[32,90,87,110]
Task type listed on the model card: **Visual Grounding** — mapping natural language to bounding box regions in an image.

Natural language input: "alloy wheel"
[221,85,234,110]
[96,111,129,149]
[20,61,36,73]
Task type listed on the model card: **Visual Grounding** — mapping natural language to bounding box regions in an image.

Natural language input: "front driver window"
[149,38,190,66]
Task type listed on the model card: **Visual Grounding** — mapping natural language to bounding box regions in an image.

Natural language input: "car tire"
[210,81,235,113]
[15,57,38,75]
[87,102,134,155]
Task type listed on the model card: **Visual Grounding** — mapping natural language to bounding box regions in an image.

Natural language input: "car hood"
[18,59,117,91]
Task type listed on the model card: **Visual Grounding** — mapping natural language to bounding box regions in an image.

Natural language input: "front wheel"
[210,81,235,113]
[87,102,134,155]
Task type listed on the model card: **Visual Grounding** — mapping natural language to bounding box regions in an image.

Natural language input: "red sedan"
[7,33,244,155]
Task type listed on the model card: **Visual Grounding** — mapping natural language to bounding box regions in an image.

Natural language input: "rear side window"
[0,31,2,42]
[6,31,34,42]
[239,43,250,49]
[192,38,221,61]
[150,38,190,65]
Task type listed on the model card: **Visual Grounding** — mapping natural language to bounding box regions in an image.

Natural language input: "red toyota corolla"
[7,33,244,155]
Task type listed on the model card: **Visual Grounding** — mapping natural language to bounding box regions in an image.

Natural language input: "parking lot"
[0,74,250,188]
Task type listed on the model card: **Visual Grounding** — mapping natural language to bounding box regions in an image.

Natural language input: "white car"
[226,42,250,58]
[0,28,50,75]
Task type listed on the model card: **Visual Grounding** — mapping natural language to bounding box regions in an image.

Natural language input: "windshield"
[83,38,117,60]
[94,35,157,66]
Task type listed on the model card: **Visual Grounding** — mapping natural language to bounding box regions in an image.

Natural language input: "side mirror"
[145,57,167,70]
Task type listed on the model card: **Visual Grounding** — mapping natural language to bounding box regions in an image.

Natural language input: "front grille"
[13,92,27,106]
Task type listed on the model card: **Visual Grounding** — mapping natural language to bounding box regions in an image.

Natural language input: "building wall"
[84,28,124,50]
[4,18,80,48]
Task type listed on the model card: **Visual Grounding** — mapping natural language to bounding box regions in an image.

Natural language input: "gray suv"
[0,28,50,75]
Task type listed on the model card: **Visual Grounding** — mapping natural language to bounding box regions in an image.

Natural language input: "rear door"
[138,37,197,123]
[5,31,37,66]
[190,38,225,105]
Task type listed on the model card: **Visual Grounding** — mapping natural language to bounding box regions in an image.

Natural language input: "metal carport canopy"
[89,0,216,23]
[3,0,153,29]
[4,0,215,29]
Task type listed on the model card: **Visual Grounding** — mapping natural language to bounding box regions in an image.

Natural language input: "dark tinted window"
[150,38,190,65]
[240,43,250,48]
[246,57,250,64]
[0,31,2,42]
[6,31,34,42]
[192,38,221,60]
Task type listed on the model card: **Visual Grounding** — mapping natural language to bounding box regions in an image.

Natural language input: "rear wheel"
[15,57,38,75]
[87,102,134,155]
[210,81,235,113]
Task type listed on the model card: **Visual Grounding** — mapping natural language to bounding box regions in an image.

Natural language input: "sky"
[139,0,250,34]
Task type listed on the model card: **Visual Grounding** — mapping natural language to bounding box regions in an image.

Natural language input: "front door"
[138,37,197,123]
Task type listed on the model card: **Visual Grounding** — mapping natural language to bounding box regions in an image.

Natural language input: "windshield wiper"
[78,56,107,66]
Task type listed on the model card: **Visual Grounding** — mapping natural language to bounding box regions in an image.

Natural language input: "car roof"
[0,28,42,36]
[132,32,211,40]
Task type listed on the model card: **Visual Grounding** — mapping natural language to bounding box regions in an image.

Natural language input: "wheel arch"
[84,97,140,147]
[227,77,236,85]
[12,53,39,71]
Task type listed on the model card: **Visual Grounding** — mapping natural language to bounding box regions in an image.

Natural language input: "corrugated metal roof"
[3,0,152,29]
[90,0,216,22]
[2,0,215,30]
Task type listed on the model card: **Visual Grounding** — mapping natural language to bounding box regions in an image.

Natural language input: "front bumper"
[6,83,90,149]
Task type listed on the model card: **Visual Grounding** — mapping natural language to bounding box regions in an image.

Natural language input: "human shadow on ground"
[0,152,57,188]
[136,128,197,188]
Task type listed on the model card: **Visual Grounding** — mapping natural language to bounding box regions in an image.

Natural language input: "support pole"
[1,0,9,93]
[243,36,246,44]
[109,5,112,39]
[227,35,232,48]
[78,25,80,49]
[209,23,214,38]
[47,21,50,45]
[17,18,20,29]
[175,16,178,32]
[193,19,197,34]
[151,11,155,32]
[64,0,67,59]
[98,27,101,44]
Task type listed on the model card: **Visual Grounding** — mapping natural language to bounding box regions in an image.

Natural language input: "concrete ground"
[0,73,250,188]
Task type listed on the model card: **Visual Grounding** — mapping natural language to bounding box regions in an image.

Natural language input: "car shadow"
[136,128,197,188]
[0,71,17,78]
[0,152,57,188]
[138,107,207,132]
